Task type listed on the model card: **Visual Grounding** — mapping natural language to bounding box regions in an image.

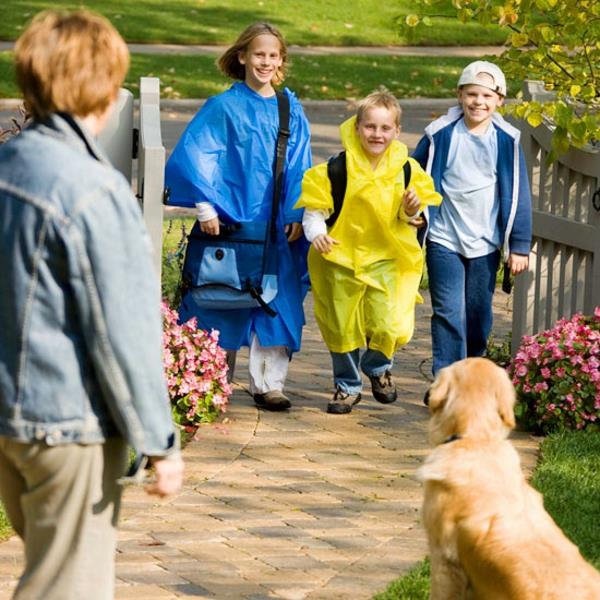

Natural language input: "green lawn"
[0,0,507,46]
[374,430,600,598]
[1,51,506,100]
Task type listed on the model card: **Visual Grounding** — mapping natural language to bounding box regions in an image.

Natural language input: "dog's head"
[425,357,516,445]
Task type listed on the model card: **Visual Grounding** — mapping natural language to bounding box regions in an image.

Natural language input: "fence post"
[138,77,165,277]
[97,88,134,181]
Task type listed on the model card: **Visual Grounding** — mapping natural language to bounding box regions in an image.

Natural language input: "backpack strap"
[402,158,411,191]
[325,153,412,229]
[271,91,290,240]
[325,151,347,228]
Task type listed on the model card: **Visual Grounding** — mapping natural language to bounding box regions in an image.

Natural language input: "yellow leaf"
[570,85,581,97]
[511,32,529,47]
[405,14,420,27]
[527,112,544,127]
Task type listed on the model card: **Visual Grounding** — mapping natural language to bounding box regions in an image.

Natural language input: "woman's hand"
[312,234,339,254]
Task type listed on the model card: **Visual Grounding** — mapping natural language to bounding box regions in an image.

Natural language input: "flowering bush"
[509,307,600,434]
[162,302,232,426]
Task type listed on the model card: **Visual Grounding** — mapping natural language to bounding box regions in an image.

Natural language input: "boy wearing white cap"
[413,60,532,376]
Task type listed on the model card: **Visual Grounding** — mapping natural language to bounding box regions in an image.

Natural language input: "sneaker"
[254,390,291,411]
[327,387,362,414]
[369,370,397,404]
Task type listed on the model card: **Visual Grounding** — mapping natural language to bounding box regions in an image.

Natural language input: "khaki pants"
[0,437,127,600]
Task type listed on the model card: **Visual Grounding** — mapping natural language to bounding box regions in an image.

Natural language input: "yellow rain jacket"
[296,116,442,356]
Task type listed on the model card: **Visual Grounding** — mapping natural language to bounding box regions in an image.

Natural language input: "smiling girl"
[165,23,312,411]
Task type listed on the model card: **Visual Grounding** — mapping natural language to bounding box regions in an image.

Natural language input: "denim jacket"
[0,114,176,456]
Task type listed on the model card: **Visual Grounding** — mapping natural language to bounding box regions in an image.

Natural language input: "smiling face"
[238,33,283,96]
[458,74,504,134]
[355,105,399,167]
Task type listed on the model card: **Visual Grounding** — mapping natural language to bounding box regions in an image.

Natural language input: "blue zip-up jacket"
[0,114,177,456]
[412,106,532,256]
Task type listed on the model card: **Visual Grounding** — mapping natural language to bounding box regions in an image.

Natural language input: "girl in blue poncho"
[165,23,312,411]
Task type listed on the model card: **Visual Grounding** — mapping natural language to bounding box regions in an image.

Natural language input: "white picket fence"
[512,119,600,350]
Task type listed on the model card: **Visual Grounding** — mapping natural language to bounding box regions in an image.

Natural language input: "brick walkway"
[0,291,538,599]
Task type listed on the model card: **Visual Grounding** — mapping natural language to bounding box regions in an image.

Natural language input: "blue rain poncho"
[165,82,312,352]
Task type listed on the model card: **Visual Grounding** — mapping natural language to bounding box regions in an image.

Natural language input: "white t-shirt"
[428,118,500,258]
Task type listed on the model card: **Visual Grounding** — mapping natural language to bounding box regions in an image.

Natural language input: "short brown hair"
[217,22,288,85]
[15,10,129,120]
[356,90,402,128]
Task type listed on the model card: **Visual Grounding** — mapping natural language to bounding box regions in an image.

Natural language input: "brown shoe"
[327,387,362,414]
[254,390,291,411]
[369,370,397,404]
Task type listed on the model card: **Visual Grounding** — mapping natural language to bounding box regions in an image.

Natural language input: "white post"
[138,77,165,277]
[97,88,134,181]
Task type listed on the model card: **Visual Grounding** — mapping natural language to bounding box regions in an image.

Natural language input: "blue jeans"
[426,242,500,375]
[331,349,393,395]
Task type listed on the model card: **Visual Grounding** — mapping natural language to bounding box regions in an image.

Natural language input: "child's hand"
[200,217,220,236]
[402,187,420,218]
[313,234,339,254]
[508,253,529,275]
[285,222,303,242]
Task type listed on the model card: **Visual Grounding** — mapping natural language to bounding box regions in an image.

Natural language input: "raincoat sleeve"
[398,157,442,221]
[294,162,333,213]
[164,96,226,209]
[282,92,313,224]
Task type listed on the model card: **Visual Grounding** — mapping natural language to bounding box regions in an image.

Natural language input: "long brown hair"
[217,22,288,85]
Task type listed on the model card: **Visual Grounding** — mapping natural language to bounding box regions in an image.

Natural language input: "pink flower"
[515,364,528,378]
[509,307,600,433]
[161,302,231,426]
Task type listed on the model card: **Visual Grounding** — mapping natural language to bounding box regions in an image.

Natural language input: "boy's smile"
[238,34,283,95]
[355,106,399,167]
[458,81,504,134]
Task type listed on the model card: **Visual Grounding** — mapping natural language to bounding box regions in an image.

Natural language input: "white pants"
[247,334,289,394]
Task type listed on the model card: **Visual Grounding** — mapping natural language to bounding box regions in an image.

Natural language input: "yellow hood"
[339,115,408,178]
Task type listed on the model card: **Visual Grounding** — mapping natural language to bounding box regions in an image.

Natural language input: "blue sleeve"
[509,146,533,255]
[73,176,177,456]
[164,96,225,209]
[412,135,430,170]
[282,93,312,224]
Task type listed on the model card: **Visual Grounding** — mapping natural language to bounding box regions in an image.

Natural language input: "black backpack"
[325,150,412,228]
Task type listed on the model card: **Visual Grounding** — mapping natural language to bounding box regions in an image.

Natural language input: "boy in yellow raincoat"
[296,91,441,414]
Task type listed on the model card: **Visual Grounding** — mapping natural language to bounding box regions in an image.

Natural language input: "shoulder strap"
[325,153,412,228]
[325,151,347,228]
[403,158,411,189]
[270,91,290,239]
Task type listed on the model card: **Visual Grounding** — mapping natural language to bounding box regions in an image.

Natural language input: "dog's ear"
[427,367,451,413]
[494,364,516,429]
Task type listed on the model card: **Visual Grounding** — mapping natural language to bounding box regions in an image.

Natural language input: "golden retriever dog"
[418,357,600,599]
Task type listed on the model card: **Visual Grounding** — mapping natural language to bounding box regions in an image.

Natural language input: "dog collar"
[443,434,462,444]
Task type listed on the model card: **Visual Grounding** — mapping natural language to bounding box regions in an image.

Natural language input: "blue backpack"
[179,91,290,318]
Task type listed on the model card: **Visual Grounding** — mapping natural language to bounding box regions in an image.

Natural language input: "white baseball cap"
[458,60,506,97]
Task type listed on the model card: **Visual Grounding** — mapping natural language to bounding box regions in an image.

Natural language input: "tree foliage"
[403,0,600,159]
